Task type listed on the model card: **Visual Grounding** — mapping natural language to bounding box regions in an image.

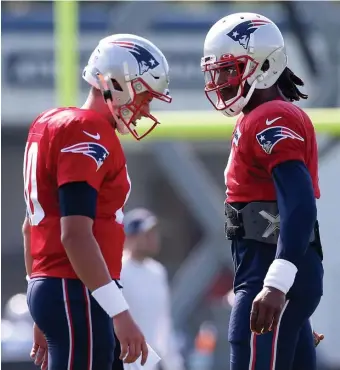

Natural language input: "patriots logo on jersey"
[227,19,270,50]
[256,126,304,154]
[112,41,159,75]
[61,142,109,171]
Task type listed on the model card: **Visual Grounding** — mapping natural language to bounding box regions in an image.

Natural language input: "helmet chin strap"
[106,103,131,135]
[222,72,267,117]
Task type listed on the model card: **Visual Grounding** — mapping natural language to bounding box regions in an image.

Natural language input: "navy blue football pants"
[229,239,323,370]
[27,277,124,370]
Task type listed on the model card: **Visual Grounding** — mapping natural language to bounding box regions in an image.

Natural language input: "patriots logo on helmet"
[227,20,270,50]
[61,142,109,171]
[256,126,304,154]
[112,41,159,75]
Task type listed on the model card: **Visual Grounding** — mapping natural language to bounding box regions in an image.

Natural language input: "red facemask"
[202,54,258,112]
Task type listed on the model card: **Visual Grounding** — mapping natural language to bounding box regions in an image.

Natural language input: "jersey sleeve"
[54,119,112,191]
[252,114,306,173]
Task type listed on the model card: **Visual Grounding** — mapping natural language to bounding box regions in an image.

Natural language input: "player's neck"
[81,89,113,124]
[242,86,281,114]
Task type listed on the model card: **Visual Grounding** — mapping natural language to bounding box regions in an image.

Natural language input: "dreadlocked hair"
[276,67,308,102]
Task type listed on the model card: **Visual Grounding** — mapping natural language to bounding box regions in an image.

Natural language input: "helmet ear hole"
[111,79,123,92]
[261,60,270,72]
[103,79,123,102]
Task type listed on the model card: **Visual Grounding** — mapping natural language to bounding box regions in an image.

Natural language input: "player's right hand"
[313,331,324,347]
[113,310,148,365]
[250,286,286,335]
[31,322,48,370]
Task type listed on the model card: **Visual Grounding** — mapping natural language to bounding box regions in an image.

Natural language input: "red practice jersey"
[225,100,320,203]
[23,107,131,279]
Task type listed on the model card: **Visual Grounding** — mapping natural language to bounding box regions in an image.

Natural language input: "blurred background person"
[121,208,186,370]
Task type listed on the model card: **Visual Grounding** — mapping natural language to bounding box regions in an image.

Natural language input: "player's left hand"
[250,286,286,335]
[31,322,48,370]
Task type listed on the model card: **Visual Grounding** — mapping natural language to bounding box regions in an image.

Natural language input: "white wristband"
[263,259,298,294]
[26,275,31,282]
[92,281,129,318]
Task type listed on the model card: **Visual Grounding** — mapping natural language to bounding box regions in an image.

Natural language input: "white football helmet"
[201,13,288,117]
[83,34,172,140]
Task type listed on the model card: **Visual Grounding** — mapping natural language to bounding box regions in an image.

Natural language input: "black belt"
[225,202,316,245]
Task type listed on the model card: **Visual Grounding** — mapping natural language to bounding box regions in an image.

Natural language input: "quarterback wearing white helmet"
[202,13,324,370]
[83,34,171,140]
[23,34,171,370]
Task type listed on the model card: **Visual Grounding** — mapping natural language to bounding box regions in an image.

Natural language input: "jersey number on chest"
[23,142,45,226]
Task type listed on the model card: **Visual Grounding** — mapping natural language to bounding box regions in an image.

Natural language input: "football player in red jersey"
[201,13,324,370]
[23,34,171,370]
